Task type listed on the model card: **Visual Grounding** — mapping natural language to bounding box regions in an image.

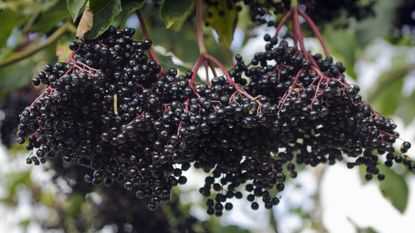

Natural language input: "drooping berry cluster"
[0,86,38,148]
[17,27,176,210]
[18,27,413,216]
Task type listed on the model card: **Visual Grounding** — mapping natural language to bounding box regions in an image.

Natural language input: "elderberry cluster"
[17,27,176,210]
[17,27,413,216]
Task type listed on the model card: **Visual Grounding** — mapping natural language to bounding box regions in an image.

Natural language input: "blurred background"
[0,0,415,232]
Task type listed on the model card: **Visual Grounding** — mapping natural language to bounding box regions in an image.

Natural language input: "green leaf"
[113,0,145,26]
[0,59,34,97]
[84,0,122,39]
[67,0,86,22]
[355,0,397,47]
[0,171,32,206]
[160,0,195,31]
[0,9,20,49]
[397,91,415,125]
[32,0,70,33]
[370,58,409,116]
[69,193,85,216]
[378,165,409,214]
[348,218,379,233]
[154,50,192,72]
[323,26,359,79]
[205,1,238,47]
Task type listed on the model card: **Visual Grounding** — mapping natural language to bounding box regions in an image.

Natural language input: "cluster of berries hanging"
[16,0,413,217]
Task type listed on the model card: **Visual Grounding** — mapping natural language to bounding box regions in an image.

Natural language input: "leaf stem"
[298,10,330,56]
[0,22,71,69]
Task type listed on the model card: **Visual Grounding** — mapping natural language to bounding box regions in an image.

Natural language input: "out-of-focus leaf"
[0,9,20,49]
[348,218,379,233]
[371,77,403,116]
[68,193,84,216]
[32,0,70,33]
[0,171,32,206]
[0,58,34,97]
[155,49,191,72]
[160,0,194,31]
[83,0,122,39]
[205,0,238,48]
[39,191,56,208]
[56,35,76,61]
[113,0,145,26]
[355,0,396,47]
[370,57,409,116]
[378,165,409,214]
[18,219,31,233]
[397,90,415,125]
[67,0,86,22]
[324,26,359,79]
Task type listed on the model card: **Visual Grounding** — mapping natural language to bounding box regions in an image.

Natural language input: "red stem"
[196,0,207,54]
[298,10,329,56]
[190,55,205,89]
[292,8,306,55]
[274,10,293,37]
[204,60,211,86]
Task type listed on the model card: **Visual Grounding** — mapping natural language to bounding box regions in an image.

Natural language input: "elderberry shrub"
[0,86,37,148]
[204,0,376,27]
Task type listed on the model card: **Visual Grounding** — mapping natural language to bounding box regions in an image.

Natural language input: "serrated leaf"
[205,1,238,47]
[32,0,70,33]
[82,0,122,39]
[113,0,145,26]
[0,9,20,49]
[378,165,409,214]
[160,0,194,31]
[67,0,86,22]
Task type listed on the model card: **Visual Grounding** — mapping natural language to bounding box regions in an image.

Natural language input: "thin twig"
[0,22,72,68]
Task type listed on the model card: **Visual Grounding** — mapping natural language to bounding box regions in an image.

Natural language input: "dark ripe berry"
[251,202,259,210]
[401,141,411,153]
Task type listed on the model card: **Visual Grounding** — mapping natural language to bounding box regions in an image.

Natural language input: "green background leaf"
[378,165,409,214]
[160,0,195,31]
